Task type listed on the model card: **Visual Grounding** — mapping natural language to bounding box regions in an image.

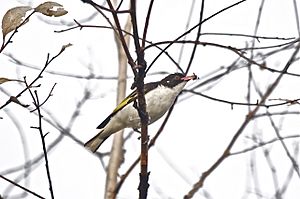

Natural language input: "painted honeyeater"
[84,73,197,152]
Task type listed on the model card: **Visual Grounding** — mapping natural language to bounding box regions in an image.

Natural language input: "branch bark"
[130,0,149,198]
[104,5,132,199]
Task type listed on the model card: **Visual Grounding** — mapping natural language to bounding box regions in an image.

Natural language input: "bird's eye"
[175,75,180,80]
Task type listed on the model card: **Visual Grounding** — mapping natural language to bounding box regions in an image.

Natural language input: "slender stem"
[185,0,205,74]
[130,0,149,198]
[0,174,45,199]
[141,0,155,48]
[145,0,246,73]
[184,43,300,199]
[34,91,55,199]
[0,45,67,110]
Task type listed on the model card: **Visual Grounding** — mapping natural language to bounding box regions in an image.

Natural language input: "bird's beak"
[181,73,198,81]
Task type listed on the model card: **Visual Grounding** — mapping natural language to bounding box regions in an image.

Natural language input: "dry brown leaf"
[9,96,29,108]
[61,43,73,51]
[35,1,68,17]
[0,77,12,84]
[0,77,23,84]
[2,6,32,37]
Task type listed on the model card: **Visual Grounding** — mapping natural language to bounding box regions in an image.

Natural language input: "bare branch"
[0,175,45,199]
[184,42,300,199]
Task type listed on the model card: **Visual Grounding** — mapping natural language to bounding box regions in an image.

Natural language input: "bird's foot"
[133,128,141,134]
[137,134,150,142]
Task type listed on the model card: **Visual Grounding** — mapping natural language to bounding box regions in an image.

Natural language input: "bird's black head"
[160,73,188,88]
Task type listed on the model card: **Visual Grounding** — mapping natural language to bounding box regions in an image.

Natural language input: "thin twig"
[0,11,36,53]
[199,32,295,40]
[0,175,45,199]
[185,0,205,73]
[267,111,300,178]
[231,134,300,156]
[145,40,300,77]
[55,21,183,72]
[23,77,55,199]
[145,0,247,73]
[178,0,197,65]
[32,90,55,199]
[293,0,300,36]
[279,143,299,195]
[184,90,300,109]
[0,45,69,110]
[141,0,154,48]
[183,41,300,199]
[30,83,57,112]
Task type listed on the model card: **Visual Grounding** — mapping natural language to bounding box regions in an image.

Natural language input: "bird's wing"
[96,82,159,129]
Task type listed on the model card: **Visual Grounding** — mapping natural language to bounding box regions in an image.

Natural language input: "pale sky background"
[1,0,300,199]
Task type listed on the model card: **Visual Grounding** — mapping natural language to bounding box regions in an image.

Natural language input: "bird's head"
[160,73,197,88]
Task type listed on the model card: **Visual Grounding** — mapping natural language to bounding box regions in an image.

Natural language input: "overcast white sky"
[1,0,300,199]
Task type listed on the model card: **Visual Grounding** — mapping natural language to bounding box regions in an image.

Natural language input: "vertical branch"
[141,0,155,48]
[246,0,265,111]
[280,143,299,195]
[105,9,132,199]
[82,1,150,197]
[84,0,137,75]
[105,0,137,72]
[28,88,55,199]
[263,147,281,198]
[293,0,300,36]
[185,0,205,74]
[130,0,149,198]
[177,0,196,65]
[267,111,300,178]
[249,151,262,197]
[33,91,55,199]
[114,100,177,194]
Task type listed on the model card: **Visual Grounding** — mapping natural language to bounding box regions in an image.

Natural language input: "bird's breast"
[107,85,181,131]
[145,85,178,123]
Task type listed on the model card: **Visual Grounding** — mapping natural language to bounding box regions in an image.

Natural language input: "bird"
[84,73,197,152]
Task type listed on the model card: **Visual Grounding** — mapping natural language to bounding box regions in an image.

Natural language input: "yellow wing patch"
[112,90,137,113]
[96,82,158,129]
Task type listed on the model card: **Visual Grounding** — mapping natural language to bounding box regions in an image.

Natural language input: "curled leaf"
[0,77,11,84]
[2,6,32,37]
[35,1,68,17]
[0,77,23,84]
[61,43,72,51]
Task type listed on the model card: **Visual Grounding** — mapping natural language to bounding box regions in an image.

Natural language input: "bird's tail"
[84,130,109,153]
